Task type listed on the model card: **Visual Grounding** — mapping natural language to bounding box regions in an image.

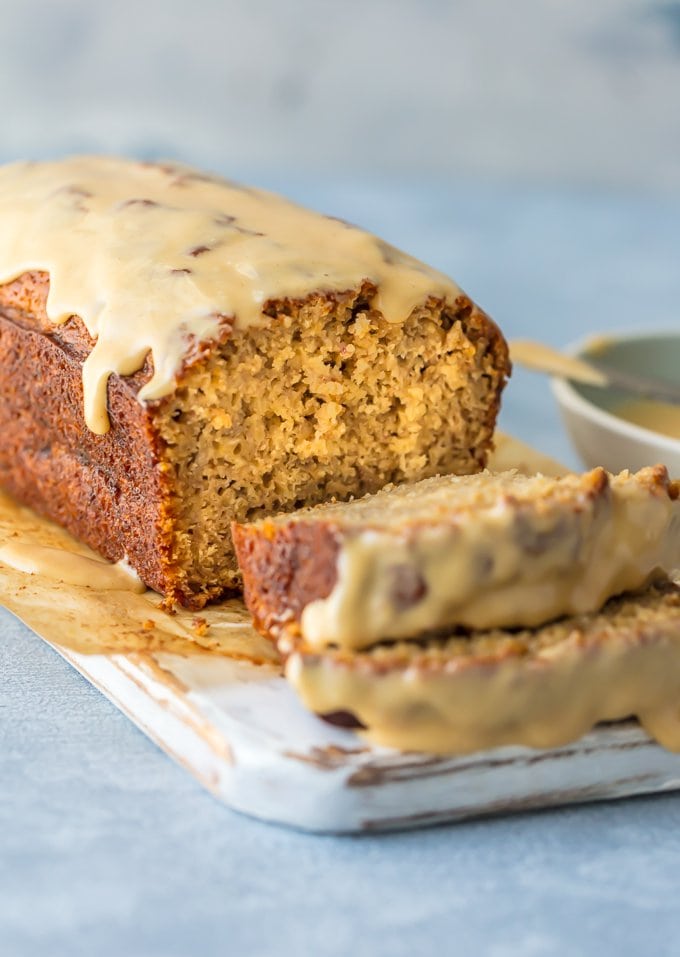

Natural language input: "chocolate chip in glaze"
[320,710,367,730]
[120,198,162,208]
[389,563,428,610]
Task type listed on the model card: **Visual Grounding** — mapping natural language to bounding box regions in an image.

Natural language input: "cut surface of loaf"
[234,465,680,648]
[0,157,509,607]
[285,580,680,754]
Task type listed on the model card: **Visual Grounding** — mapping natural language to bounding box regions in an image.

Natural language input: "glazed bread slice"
[0,157,509,607]
[284,580,680,754]
[233,465,680,648]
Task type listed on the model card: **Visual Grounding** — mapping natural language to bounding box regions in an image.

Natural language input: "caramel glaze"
[0,156,463,433]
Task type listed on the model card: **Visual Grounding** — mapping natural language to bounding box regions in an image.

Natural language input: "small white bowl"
[551,329,680,476]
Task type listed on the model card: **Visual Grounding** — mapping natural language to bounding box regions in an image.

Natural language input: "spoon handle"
[510,338,680,405]
[509,340,608,387]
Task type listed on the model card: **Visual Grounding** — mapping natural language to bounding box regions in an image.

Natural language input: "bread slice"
[284,580,680,754]
[0,157,509,607]
[233,465,680,649]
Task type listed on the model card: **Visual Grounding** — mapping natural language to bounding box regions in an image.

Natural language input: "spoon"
[510,339,680,406]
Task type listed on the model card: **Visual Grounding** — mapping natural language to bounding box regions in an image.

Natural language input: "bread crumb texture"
[159,285,508,604]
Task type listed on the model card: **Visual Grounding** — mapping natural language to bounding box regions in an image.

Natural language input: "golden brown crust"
[232,519,341,637]
[457,302,511,469]
[0,272,236,607]
[0,307,182,598]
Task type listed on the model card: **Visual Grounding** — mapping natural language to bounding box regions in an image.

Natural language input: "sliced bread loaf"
[233,465,680,649]
[0,156,509,607]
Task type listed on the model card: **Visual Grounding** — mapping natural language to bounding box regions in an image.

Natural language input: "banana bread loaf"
[0,156,510,608]
[284,580,680,754]
[234,465,680,648]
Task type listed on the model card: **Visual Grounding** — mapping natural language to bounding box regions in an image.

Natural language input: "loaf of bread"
[234,465,680,648]
[283,580,680,754]
[0,156,510,607]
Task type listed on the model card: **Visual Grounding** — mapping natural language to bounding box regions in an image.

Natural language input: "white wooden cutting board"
[4,433,680,833]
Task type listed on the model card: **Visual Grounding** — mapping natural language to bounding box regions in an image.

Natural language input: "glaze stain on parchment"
[0,487,279,664]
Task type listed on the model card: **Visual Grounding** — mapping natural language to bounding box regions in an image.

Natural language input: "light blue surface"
[2,177,680,957]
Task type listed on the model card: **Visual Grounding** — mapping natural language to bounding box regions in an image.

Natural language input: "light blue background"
[2,2,680,955]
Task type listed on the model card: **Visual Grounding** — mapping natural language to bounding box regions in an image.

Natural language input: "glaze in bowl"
[552,330,680,476]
